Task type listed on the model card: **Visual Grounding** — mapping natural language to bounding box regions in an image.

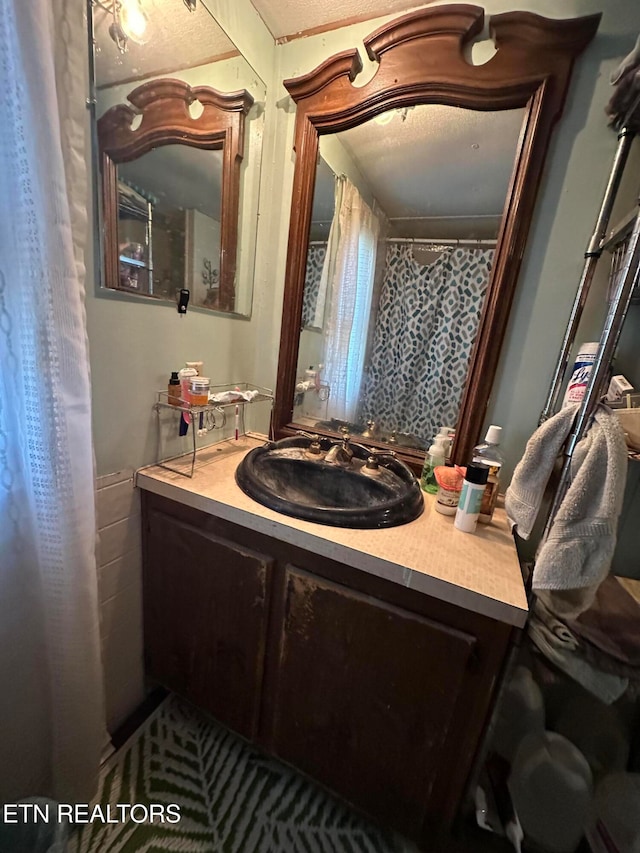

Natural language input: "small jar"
[435,485,460,515]
[434,465,463,515]
[189,376,210,407]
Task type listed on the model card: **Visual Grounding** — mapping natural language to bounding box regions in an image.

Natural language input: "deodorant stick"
[454,462,489,534]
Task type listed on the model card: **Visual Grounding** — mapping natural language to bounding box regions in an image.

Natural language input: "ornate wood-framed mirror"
[273,5,600,468]
[98,78,253,313]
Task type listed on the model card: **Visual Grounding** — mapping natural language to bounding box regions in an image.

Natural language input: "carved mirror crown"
[274,5,600,466]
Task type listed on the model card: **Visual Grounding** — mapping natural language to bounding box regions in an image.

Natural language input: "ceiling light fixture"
[373,106,413,126]
[96,0,149,54]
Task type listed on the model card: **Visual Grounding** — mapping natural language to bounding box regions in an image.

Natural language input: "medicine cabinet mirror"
[274,5,600,466]
[91,0,266,316]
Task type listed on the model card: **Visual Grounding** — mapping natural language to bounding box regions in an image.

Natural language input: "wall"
[96,470,144,731]
[86,2,275,474]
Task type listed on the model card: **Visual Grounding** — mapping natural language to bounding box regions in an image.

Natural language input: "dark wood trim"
[273,5,600,464]
[98,78,253,312]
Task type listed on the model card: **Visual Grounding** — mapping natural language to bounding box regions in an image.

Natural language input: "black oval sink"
[235,437,423,528]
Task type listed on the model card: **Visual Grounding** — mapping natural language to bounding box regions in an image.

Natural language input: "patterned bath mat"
[70,694,410,852]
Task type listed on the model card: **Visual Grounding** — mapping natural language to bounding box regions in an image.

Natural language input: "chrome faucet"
[325,429,354,467]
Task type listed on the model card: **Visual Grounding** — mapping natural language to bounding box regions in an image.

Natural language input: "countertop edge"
[136,470,529,629]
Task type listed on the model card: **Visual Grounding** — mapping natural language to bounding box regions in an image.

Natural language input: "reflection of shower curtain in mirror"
[302,244,327,328]
[361,244,493,442]
[321,178,382,423]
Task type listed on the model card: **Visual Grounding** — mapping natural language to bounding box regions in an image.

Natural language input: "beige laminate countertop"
[136,436,529,628]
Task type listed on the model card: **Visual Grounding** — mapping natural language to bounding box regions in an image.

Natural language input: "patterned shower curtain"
[360,243,493,444]
[302,244,327,328]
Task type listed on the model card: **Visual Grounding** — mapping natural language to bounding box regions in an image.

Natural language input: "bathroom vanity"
[137,436,527,847]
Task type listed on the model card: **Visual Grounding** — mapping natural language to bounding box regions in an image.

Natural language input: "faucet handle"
[296,430,323,456]
[296,430,320,441]
[368,448,396,459]
[364,448,396,471]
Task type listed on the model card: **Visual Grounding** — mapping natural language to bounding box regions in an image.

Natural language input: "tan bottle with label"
[471,425,503,524]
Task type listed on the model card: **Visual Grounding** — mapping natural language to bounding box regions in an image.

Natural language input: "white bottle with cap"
[454,462,489,533]
[472,425,504,524]
[435,426,453,461]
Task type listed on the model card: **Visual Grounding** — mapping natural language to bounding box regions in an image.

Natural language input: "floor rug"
[70,694,411,852]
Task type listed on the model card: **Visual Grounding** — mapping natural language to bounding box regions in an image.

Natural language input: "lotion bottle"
[420,439,445,494]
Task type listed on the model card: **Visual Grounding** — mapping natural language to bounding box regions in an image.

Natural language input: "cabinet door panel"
[270,566,477,836]
[144,509,273,739]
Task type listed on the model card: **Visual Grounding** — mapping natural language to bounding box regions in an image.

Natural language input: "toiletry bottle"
[454,462,489,533]
[168,371,181,405]
[178,367,198,406]
[472,425,504,524]
[420,439,445,494]
[436,426,453,461]
[563,342,599,407]
[434,465,464,515]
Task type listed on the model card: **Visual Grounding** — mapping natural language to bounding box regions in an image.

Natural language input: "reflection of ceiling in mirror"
[332,105,524,239]
[118,146,223,219]
[94,0,238,87]
[250,0,423,40]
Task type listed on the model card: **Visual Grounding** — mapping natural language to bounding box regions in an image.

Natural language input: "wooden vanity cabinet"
[141,491,517,847]
[144,504,273,740]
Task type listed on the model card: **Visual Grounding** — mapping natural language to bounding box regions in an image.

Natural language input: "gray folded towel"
[506,405,628,615]
[505,405,578,540]
[534,407,628,598]
[606,32,640,129]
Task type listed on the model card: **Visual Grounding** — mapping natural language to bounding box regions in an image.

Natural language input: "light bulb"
[119,0,148,44]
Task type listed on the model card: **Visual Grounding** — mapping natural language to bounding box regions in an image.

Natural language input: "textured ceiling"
[119,146,223,219]
[94,0,237,87]
[250,0,427,40]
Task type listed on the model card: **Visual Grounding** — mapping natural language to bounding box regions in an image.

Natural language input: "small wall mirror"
[91,0,266,317]
[274,6,600,466]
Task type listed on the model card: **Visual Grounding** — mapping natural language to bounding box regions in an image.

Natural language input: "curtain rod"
[386,237,496,248]
[308,237,496,248]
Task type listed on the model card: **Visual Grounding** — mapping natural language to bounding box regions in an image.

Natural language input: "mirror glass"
[294,103,525,450]
[116,146,224,308]
[93,0,266,316]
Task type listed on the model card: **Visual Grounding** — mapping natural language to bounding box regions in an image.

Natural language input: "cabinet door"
[269,566,477,838]
[144,509,273,740]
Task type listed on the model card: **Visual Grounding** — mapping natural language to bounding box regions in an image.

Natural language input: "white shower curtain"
[321,178,381,423]
[0,0,105,802]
